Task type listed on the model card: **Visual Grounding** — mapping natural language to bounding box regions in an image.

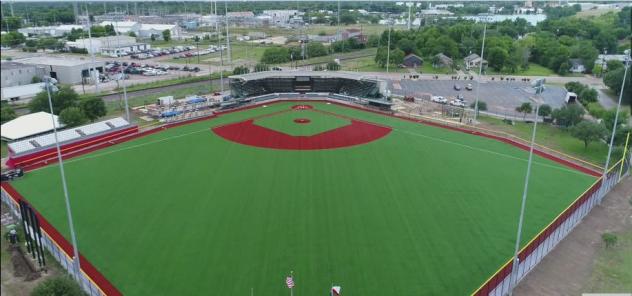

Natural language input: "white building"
[139,24,183,40]
[99,21,141,35]
[18,25,83,37]
[18,56,105,85]
[595,54,628,70]
[262,10,303,25]
[66,35,150,55]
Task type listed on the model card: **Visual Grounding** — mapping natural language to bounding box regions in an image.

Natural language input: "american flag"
[286,276,295,289]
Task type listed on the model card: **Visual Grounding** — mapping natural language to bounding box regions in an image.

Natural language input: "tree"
[397,38,416,55]
[232,65,250,75]
[606,60,623,72]
[260,47,290,64]
[254,63,269,72]
[602,109,630,132]
[306,42,328,58]
[29,85,80,115]
[538,104,552,121]
[59,107,88,127]
[579,88,598,105]
[515,102,533,120]
[0,31,26,47]
[469,101,487,115]
[79,97,106,121]
[150,34,157,41]
[604,67,631,110]
[128,31,137,37]
[326,61,340,71]
[552,104,585,128]
[31,276,85,296]
[571,121,608,149]
[486,47,509,72]
[162,29,171,41]
[366,35,380,48]
[339,13,357,25]
[1,103,17,124]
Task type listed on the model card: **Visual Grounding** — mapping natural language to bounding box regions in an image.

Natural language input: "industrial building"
[17,57,105,85]
[1,62,45,88]
[66,35,150,55]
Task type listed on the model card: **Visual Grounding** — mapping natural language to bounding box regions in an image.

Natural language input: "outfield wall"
[0,96,628,296]
[1,184,122,296]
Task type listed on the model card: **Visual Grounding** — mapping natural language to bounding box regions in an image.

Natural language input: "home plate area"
[212,104,393,150]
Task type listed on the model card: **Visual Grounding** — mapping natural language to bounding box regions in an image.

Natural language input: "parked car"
[449,99,466,107]
[465,83,473,91]
[431,96,447,104]
[403,96,415,102]
[453,84,461,91]
[456,94,465,101]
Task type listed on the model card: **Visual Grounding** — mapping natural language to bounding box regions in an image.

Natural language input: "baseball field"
[10,100,597,295]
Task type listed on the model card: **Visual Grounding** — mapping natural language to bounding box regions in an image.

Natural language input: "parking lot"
[392,79,568,116]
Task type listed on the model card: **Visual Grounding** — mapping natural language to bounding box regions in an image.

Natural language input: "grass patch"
[340,55,407,73]
[585,230,632,292]
[121,75,209,92]
[486,63,555,76]
[478,116,609,166]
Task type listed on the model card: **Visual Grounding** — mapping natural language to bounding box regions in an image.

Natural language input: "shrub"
[31,276,86,296]
[602,233,618,248]
[586,102,606,119]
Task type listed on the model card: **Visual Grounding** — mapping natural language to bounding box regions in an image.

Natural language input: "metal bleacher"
[8,117,132,156]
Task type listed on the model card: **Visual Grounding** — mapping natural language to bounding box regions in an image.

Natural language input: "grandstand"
[229,71,389,103]
[6,117,136,168]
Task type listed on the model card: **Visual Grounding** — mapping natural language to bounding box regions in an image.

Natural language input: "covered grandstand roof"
[1,112,63,141]
[8,117,130,155]
[229,70,380,81]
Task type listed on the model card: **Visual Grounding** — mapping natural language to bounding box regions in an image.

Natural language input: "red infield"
[212,106,392,150]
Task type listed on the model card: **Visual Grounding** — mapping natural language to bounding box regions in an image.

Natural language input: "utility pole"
[113,21,130,122]
[84,4,100,93]
[225,1,231,65]
[73,2,79,25]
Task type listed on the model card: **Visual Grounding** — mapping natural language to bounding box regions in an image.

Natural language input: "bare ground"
[1,203,59,296]
[515,175,632,295]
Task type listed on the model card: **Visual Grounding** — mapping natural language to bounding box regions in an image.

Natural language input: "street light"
[602,50,630,183]
[386,18,392,74]
[44,76,82,283]
[508,78,545,296]
[473,17,490,122]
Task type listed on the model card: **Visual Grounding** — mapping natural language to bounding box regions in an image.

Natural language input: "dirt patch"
[1,203,59,296]
[10,246,40,281]
[515,175,632,295]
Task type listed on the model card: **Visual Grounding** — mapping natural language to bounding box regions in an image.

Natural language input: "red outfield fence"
[0,95,629,295]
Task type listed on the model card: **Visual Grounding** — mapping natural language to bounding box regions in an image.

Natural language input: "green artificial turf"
[253,109,351,136]
[10,101,596,296]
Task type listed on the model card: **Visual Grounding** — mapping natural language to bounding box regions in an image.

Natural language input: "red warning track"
[213,119,392,150]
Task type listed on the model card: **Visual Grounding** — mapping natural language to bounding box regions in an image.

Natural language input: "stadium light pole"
[113,21,130,122]
[473,18,489,122]
[508,78,545,296]
[44,76,82,282]
[224,1,231,65]
[602,50,630,183]
[386,18,392,74]
[84,4,100,94]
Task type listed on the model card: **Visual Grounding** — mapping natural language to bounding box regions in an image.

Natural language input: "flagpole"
[290,271,294,296]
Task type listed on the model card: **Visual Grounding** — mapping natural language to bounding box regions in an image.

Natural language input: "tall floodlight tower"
[225,1,231,65]
[84,4,100,93]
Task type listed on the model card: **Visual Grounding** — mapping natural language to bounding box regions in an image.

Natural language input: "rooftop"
[17,56,102,67]
[0,62,34,70]
[229,70,381,82]
[1,111,63,141]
